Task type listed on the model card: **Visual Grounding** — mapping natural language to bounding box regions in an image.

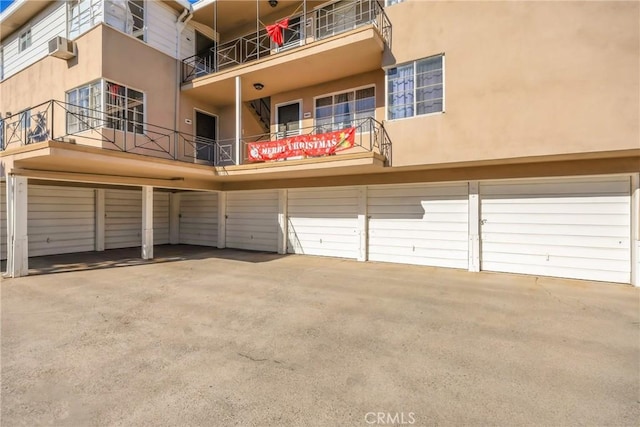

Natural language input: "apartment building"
[0,0,638,285]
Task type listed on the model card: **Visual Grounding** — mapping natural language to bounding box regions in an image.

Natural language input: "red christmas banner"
[247,128,356,162]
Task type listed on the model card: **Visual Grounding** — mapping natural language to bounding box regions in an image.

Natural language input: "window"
[105,81,144,134]
[66,80,144,134]
[315,86,376,133]
[18,29,31,52]
[385,0,406,6]
[316,0,374,39]
[68,0,102,39]
[66,81,102,134]
[387,54,444,120]
[105,0,145,41]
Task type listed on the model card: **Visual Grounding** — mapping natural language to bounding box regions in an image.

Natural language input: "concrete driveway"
[1,246,638,426]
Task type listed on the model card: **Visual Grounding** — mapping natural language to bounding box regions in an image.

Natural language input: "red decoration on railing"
[247,127,356,162]
[266,17,289,46]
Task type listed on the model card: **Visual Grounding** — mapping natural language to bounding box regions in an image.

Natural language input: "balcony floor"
[1,141,387,190]
[182,25,386,104]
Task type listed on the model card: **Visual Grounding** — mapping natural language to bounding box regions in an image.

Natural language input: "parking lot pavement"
[2,247,638,426]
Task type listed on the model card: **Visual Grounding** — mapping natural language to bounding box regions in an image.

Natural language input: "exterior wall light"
[269,0,278,7]
[253,83,265,90]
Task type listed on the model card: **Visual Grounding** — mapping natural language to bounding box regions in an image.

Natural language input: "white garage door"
[480,177,631,283]
[368,183,469,269]
[105,189,141,249]
[226,190,279,252]
[287,187,359,258]
[28,185,96,257]
[154,191,170,245]
[179,192,218,246]
[1,183,7,260]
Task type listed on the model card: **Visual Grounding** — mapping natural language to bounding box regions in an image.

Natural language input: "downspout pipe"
[174,7,193,159]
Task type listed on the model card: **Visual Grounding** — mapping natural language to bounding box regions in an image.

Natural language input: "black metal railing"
[182,0,392,82]
[0,101,392,167]
[0,100,219,165]
[207,116,392,166]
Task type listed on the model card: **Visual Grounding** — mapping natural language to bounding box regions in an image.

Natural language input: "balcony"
[0,100,391,182]
[182,0,391,104]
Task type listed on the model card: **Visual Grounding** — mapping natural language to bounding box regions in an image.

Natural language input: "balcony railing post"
[50,101,54,141]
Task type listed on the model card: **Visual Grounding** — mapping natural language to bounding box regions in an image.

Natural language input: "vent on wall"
[48,36,77,60]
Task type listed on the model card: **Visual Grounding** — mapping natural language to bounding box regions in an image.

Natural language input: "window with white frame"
[105,81,144,134]
[387,54,444,120]
[66,81,103,134]
[315,86,376,133]
[18,29,31,52]
[105,0,145,41]
[66,80,144,134]
[68,0,102,39]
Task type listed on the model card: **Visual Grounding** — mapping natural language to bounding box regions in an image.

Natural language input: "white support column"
[468,181,481,272]
[631,173,639,287]
[95,189,105,251]
[235,76,242,166]
[169,192,181,244]
[6,175,28,277]
[357,186,368,262]
[141,186,154,260]
[278,189,288,255]
[217,191,226,249]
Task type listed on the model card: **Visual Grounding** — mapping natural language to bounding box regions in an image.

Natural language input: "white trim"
[169,192,180,245]
[468,180,480,272]
[278,189,288,255]
[103,78,147,134]
[312,84,377,129]
[442,53,446,113]
[631,173,639,286]
[275,99,303,136]
[357,185,368,262]
[95,188,105,251]
[386,53,445,121]
[141,185,153,260]
[217,191,226,248]
[17,27,32,53]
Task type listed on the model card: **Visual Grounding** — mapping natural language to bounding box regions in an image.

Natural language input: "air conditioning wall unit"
[48,36,77,60]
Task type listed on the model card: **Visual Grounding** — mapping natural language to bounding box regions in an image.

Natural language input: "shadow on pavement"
[1,245,288,276]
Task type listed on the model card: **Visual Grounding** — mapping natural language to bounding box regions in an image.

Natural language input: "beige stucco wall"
[383,0,640,167]
[0,24,103,115]
[271,70,384,130]
[102,25,177,131]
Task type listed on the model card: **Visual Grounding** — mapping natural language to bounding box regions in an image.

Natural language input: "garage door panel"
[153,192,170,245]
[226,190,278,252]
[179,192,218,246]
[370,235,468,251]
[482,241,630,261]
[368,183,469,269]
[105,189,141,249]
[483,213,629,226]
[481,178,629,196]
[0,184,6,260]
[370,184,468,198]
[485,252,629,276]
[482,199,629,214]
[480,177,631,283]
[370,202,468,214]
[29,185,96,257]
[483,232,628,249]
[481,222,628,238]
[287,187,359,258]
